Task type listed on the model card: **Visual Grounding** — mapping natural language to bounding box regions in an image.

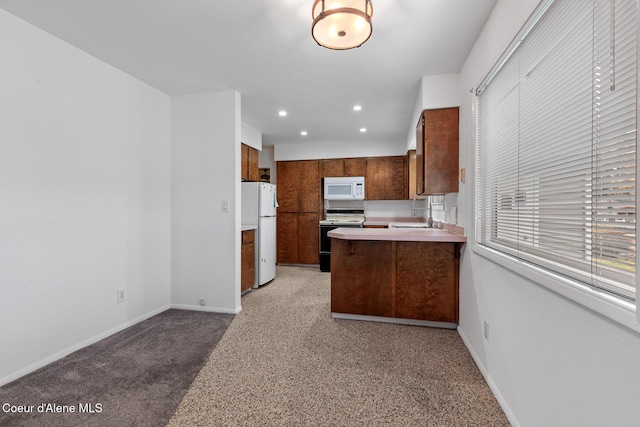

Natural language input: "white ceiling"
[0,0,498,148]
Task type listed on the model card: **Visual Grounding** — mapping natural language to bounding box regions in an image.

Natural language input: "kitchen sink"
[388,222,435,229]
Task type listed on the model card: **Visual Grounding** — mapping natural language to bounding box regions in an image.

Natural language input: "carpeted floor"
[169,266,509,426]
[0,309,234,427]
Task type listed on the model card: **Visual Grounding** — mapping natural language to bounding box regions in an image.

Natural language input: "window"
[476,0,637,301]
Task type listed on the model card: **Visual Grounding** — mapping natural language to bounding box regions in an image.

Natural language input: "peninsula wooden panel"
[331,239,394,317]
[395,242,458,322]
[330,238,461,324]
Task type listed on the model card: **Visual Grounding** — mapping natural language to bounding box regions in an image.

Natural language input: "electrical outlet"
[117,288,126,304]
[484,320,490,340]
[199,299,206,306]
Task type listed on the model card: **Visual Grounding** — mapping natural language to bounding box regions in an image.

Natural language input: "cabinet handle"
[348,241,355,255]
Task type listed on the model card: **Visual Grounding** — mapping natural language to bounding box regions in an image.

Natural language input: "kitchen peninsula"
[328,225,466,328]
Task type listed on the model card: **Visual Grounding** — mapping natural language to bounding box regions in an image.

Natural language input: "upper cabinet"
[407,150,417,200]
[416,108,459,195]
[277,160,320,213]
[241,143,259,182]
[365,156,407,200]
[320,158,366,178]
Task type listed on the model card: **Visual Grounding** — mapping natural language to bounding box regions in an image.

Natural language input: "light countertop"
[241,224,258,231]
[328,227,466,243]
[363,217,425,227]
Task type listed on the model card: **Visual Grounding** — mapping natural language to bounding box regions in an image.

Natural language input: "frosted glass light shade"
[312,0,373,50]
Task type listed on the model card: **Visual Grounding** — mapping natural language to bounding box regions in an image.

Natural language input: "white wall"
[259,146,276,184]
[241,122,262,151]
[406,73,461,150]
[171,91,242,314]
[274,139,407,161]
[0,10,171,385]
[457,1,640,426]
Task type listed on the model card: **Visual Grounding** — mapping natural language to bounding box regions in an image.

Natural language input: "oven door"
[319,223,361,272]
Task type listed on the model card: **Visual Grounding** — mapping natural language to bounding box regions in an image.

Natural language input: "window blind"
[476,0,637,301]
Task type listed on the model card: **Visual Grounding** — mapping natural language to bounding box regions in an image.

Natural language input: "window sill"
[472,244,640,335]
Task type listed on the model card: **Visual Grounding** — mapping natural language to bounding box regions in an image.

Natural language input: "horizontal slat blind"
[477,0,637,301]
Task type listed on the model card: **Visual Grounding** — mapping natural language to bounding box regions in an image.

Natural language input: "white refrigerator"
[241,182,277,287]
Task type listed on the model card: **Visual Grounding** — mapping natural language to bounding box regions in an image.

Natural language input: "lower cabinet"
[277,212,320,264]
[241,230,255,293]
[331,239,460,323]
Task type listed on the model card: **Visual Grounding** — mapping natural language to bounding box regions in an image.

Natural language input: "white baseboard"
[171,303,241,314]
[0,305,171,387]
[457,326,520,427]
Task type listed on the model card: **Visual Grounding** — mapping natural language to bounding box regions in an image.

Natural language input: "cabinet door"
[276,161,298,212]
[298,160,320,213]
[297,213,319,264]
[320,159,344,178]
[248,146,259,182]
[241,232,255,292]
[395,242,458,322]
[365,157,387,200]
[241,143,249,181]
[386,156,407,200]
[343,158,366,177]
[365,156,406,200]
[421,108,459,194]
[407,150,417,200]
[330,239,394,316]
[276,212,298,263]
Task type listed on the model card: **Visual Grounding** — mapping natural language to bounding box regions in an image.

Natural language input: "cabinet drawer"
[242,229,255,244]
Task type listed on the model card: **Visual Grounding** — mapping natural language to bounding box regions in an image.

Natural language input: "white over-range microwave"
[323,176,365,200]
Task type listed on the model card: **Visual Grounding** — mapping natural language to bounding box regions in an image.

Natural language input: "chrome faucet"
[426,197,433,228]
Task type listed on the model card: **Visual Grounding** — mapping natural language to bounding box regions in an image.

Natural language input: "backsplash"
[364,193,459,224]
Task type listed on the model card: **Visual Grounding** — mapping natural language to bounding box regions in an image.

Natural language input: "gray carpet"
[169,266,509,426]
[0,309,234,427]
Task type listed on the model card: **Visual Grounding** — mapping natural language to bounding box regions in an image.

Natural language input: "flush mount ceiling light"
[312,0,373,50]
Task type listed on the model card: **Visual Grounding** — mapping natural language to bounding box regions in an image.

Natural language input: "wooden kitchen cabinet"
[395,242,458,322]
[331,240,394,317]
[276,160,320,265]
[320,158,366,178]
[331,239,460,323]
[241,143,259,182]
[320,159,344,178]
[407,150,417,200]
[277,212,319,264]
[416,108,459,195]
[344,158,367,177]
[277,160,320,213]
[365,156,407,200]
[241,229,255,292]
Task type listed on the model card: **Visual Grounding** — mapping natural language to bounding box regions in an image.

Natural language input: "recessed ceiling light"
[360,128,367,133]
[278,110,287,117]
[353,105,362,111]
[301,131,308,136]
